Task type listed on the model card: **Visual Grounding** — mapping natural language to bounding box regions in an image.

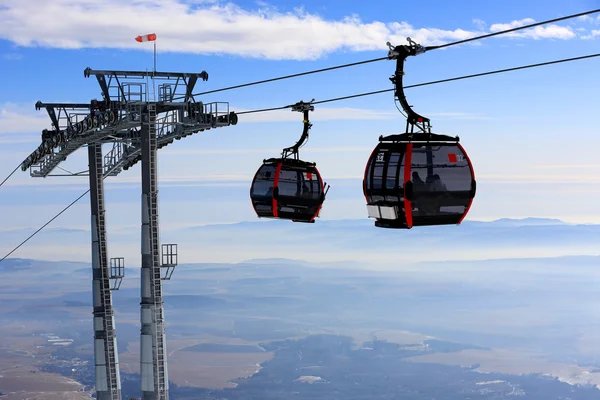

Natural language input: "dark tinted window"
[300,170,322,200]
[386,152,401,190]
[365,146,406,204]
[411,144,471,192]
[251,164,276,197]
[277,168,300,197]
[410,144,472,218]
[278,167,322,200]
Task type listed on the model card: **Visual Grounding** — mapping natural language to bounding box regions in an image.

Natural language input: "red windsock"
[135,33,157,42]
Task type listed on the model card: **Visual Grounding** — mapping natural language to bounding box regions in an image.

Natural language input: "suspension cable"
[0,190,90,263]
[236,52,600,114]
[431,8,600,50]
[1,51,598,263]
[183,8,600,100]
[192,57,388,97]
[0,164,20,189]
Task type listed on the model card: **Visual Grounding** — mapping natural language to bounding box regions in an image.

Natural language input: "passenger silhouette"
[429,174,447,191]
[302,183,312,198]
[412,171,425,191]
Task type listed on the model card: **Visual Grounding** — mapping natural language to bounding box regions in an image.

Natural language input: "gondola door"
[364,144,412,229]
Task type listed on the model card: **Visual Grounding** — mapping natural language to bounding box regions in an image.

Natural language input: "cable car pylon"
[20,67,237,399]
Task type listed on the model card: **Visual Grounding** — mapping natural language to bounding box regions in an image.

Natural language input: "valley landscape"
[2,218,600,399]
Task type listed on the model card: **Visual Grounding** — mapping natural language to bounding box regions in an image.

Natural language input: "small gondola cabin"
[250,158,325,223]
[363,133,476,229]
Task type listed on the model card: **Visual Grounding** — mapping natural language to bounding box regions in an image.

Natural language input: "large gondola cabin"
[363,133,476,229]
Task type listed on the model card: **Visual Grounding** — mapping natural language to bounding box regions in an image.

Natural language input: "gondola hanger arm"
[387,38,435,133]
[281,99,315,159]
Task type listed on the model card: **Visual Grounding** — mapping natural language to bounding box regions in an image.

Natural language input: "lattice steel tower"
[20,67,237,399]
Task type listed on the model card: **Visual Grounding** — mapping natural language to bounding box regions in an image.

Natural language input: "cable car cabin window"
[250,164,277,198]
[366,149,405,205]
[277,168,322,200]
[410,144,472,223]
[250,164,277,217]
[301,170,323,201]
[386,152,401,190]
[384,152,403,203]
[275,166,323,222]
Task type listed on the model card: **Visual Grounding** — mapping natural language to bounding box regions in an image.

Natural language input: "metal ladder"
[94,148,120,400]
[147,103,168,398]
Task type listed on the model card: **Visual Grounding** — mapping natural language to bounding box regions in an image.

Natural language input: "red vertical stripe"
[309,168,325,222]
[457,143,475,225]
[403,143,413,228]
[272,162,283,218]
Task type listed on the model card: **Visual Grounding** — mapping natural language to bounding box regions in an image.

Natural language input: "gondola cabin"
[250,158,326,223]
[363,133,476,229]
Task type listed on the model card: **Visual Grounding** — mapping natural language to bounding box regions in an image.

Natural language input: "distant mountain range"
[0,217,598,266]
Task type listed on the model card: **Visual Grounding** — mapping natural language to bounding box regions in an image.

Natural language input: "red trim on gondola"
[456,142,475,225]
[272,162,283,218]
[363,146,378,204]
[403,143,413,228]
[309,167,325,222]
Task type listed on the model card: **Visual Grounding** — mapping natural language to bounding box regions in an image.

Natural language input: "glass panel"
[431,145,472,191]
[410,148,429,194]
[409,144,473,218]
[278,168,300,197]
[300,170,322,200]
[251,164,276,197]
[385,152,401,189]
[372,164,384,190]
[365,160,373,190]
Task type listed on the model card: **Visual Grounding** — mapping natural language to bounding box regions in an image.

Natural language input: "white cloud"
[2,100,471,137]
[0,135,39,144]
[235,106,397,122]
[532,164,600,170]
[0,103,49,135]
[0,1,583,60]
[161,145,373,155]
[477,173,600,184]
[473,18,487,31]
[489,18,576,39]
[575,15,600,24]
[581,30,600,40]
[6,171,600,189]
[2,53,22,60]
[426,112,490,121]
[233,107,488,123]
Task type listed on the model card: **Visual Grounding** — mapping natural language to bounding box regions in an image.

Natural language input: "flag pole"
[135,33,157,100]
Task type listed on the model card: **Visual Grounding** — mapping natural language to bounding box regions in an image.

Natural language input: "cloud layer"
[0,1,593,60]
[0,103,49,135]
[0,102,488,138]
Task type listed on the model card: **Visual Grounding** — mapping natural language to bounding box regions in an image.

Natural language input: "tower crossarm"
[35,101,91,132]
[103,102,238,176]
[22,100,143,177]
[21,69,239,179]
[84,67,208,103]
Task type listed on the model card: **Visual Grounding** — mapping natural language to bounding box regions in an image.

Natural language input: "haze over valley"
[2,218,600,399]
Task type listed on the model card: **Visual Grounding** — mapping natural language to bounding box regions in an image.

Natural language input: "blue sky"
[1,0,600,260]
